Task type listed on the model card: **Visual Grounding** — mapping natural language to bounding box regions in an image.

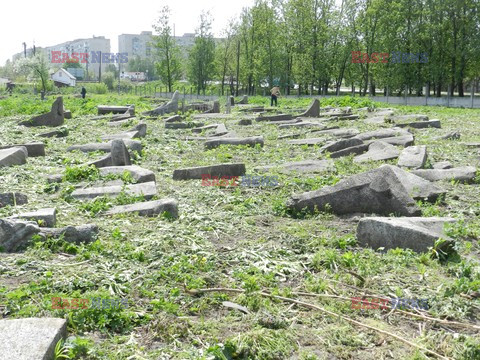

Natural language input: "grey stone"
[278,121,325,129]
[287,165,444,216]
[354,141,400,163]
[0,142,45,157]
[38,128,68,138]
[329,114,359,121]
[192,124,219,133]
[461,142,480,148]
[238,119,252,125]
[67,139,142,154]
[435,131,460,140]
[330,143,370,158]
[256,160,334,174]
[101,131,139,140]
[256,114,293,122]
[375,134,415,147]
[98,104,134,115]
[391,114,429,122]
[0,318,67,360]
[215,123,228,136]
[238,95,248,104]
[300,99,320,117]
[310,128,360,138]
[110,140,131,166]
[12,208,57,228]
[71,181,156,200]
[40,224,99,244]
[433,161,453,170]
[355,128,411,141]
[165,115,182,122]
[205,136,264,149]
[357,217,455,253]
[397,145,427,169]
[397,120,441,129]
[99,165,155,183]
[64,110,72,119]
[144,91,180,115]
[0,219,42,252]
[165,122,204,129]
[320,138,364,153]
[105,199,178,218]
[87,155,113,168]
[0,192,28,208]
[364,116,386,124]
[173,163,246,180]
[411,166,477,183]
[47,174,63,184]
[287,138,325,146]
[20,97,64,127]
[0,147,27,168]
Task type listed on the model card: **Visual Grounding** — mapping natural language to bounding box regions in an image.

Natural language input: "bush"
[102,72,115,90]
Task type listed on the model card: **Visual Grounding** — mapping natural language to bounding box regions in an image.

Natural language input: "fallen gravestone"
[0,318,67,360]
[11,208,57,227]
[433,161,453,170]
[0,218,43,252]
[374,134,414,147]
[256,114,293,122]
[255,160,334,174]
[355,128,411,141]
[205,136,264,149]
[310,128,360,138]
[0,147,27,168]
[435,131,460,140]
[0,142,45,157]
[71,181,156,200]
[354,141,400,163]
[101,123,147,140]
[287,165,444,216]
[330,143,370,158]
[397,145,427,169]
[143,91,180,116]
[411,166,477,183]
[110,139,131,166]
[97,104,135,115]
[0,193,28,208]
[299,99,320,117]
[320,138,364,153]
[99,165,155,183]
[396,120,441,129]
[67,139,142,154]
[38,128,69,138]
[173,163,246,180]
[357,217,455,253]
[165,115,182,122]
[391,114,428,122]
[105,199,178,218]
[20,96,64,127]
[41,224,99,244]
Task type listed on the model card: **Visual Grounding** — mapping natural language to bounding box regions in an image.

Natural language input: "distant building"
[120,71,146,81]
[51,68,76,87]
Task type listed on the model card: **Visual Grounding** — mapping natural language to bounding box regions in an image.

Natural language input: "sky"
[0,0,255,66]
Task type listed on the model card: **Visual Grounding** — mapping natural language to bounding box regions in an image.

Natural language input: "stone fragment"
[299,99,320,117]
[40,224,99,244]
[256,114,293,122]
[173,163,246,180]
[433,161,452,170]
[375,134,415,147]
[144,91,179,115]
[110,140,131,166]
[357,217,455,253]
[0,193,28,208]
[205,136,264,149]
[105,199,178,218]
[411,166,477,183]
[435,131,460,140]
[330,144,370,158]
[0,219,42,252]
[20,97,64,127]
[165,115,182,122]
[67,140,142,154]
[354,141,400,163]
[12,208,57,227]
[0,147,27,168]
[320,138,364,153]
[71,181,156,200]
[397,120,441,129]
[255,160,334,174]
[99,165,155,183]
[0,142,45,157]
[355,128,410,141]
[397,145,427,169]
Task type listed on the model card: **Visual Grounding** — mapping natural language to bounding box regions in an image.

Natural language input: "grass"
[0,92,479,359]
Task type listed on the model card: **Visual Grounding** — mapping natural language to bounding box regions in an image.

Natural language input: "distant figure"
[270,86,280,106]
[81,86,87,99]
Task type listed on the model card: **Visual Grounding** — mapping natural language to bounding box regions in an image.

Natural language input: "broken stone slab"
[64,110,72,119]
[99,165,155,183]
[205,136,264,149]
[357,217,455,253]
[144,91,179,116]
[320,138,364,153]
[0,142,45,157]
[256,114,293,122]
[328,114,360,121]
[310,128,360,138]
[105,199,178,218]
[40,224,99,244]
[38,128,69,138]
[267,119,303,125]
[110,139,131,166]
[299,99,320,117]
[433,161,453,170]
[397,120,441,129]
[278,133,301,140]
[355,128,411,141]
[0,219,43,252]
[215,123,228,136]
[20,97,64,127]
[287,165,444,216]
[238,119,252,126]
[192,124,220,133]
[287,138,325,146]
[435,131,460,140]
[391,114,429,122]
[0,147,27,168]
[88,155,114,168]
[67,139,142,154]
[71,181,156,200]
[0,318,67,360]
[354,141,400,163]
[165,114,182,122]
[278,121,326,129]
[101,124,146,140]
[330,143,370,158]
[10,208,57,227]
[239,106,264,113]
[98,104,135,115]
[255,160,334,174]
[0,192,28,208]
[173,163,246,180]
[238,95,248,104]
[397,145,427,169]
[411,166,477,183]
[374,134,415,147]
[461,142,480,148]
[165,122,204,129]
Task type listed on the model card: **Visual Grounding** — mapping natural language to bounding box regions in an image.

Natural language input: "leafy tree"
[14,54,50,97]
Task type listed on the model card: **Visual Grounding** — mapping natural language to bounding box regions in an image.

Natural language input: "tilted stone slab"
[20,97,64,127]
[330,143,370,158]
[287,165,444,216]
[105,199,178,218]
[0,219,42,252]
[255,160,334,174]
[110,139,131,166]
[0,142,45,157]
[40,224,99,244]
[67,139,142,154]
[0,147,27,168]
[411,166,477,183]
[355,128,411,141]
[165,115,182,122]
[397,145,427,169]
[99,165,155,183]
[354,141,400,163]
[0,192,28,208]
[173,163,246,180]
[0,318,67,360]
[143,91,179,116]
[11,208,57,227]
[256,114,293,122]
[357,217,455,253]
[205,136,264,149]
[71,181,156,200]
[433,161,453,170]
[299,99,320,117]
[320,138,364,153]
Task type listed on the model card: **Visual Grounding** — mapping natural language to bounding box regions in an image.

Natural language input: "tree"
[153,6,182,91]
[188,11,216,94]
[215,19,238,95]
[15,54,50,98]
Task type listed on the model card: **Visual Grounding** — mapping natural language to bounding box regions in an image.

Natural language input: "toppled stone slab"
[433,161,453,170]
[0,219,42,252]
[144,91,179,116]
[205,136,264,149]
[238,95,248,104]
[364,116,386,124]
[320,138,364,153]
[64,110,72,119]
[299,99,320,117]
[375,134,414,147]
[20,97,64,127]
[435,131,460,140]
[165,115,182,122]
[0,192,28,208]
[287,138,325,146]
[397,145,427,169]
[256,114,293,122]
[71,181,156,200]
[192,124,220,133]
[105,199,178,218]
[355,128,410,141]
[11,208,57,227]
[101,123,146,140]
[215,123,228,136]
[41,224,99,244]
[238,119,252,126]
[98,104,135,115]
[88,155,114,169]
[330,143,370,158]
[354,141,400,163]
[397,120,441,129]
[255,160,334,174]
[165,122,199,129]
[310,128,360,138]
[173,163,246,180]
[461,142,480,148]
[0,147,27,168]
[111,139,131,166]
[278,121,326,129]
[67,139,142,154]
[412,166,477,183]
[0,318,67,360]
[391,114,429,122]
[38,128,69,138]
[0,142,45,157]
[357,217,455,253]
[99,165,155,183]
[287,165,444,216]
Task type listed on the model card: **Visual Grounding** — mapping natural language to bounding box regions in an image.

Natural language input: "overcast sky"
[0,0,255,65]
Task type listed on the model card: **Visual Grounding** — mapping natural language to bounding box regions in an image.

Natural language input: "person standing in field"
[81,86,87,99]
[270,86,280,106]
